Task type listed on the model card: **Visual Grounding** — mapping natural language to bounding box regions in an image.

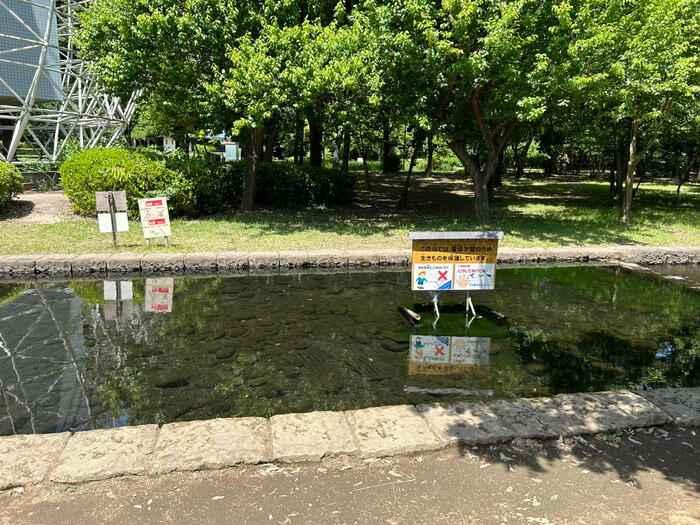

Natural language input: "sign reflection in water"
[145,278,174,313]
[409,335,490,375]
[103,281,133,321]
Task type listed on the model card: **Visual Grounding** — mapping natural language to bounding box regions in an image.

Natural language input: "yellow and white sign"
[410,232,503,291]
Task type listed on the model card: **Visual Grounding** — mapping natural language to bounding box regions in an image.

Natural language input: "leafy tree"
[567,0,700,222]
[365,0,568,223]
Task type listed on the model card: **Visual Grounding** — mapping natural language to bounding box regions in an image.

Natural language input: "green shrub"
[61,147,354,218]
[0,162,24,210]
[60,148,178,218]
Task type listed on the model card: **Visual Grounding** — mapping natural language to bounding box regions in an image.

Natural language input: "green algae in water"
[0,265,698,436]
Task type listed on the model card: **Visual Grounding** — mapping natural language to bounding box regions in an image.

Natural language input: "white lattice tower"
[0,0,138,163]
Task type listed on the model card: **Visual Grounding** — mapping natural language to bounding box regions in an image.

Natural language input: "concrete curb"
[0,246,698,279]
[0,387,697,489]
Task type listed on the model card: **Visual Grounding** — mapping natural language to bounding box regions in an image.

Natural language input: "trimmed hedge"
[0,162,24,210]
[61,148,355,218]
[61,148,178,218]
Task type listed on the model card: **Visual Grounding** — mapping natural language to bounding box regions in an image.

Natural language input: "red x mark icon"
[435,344,445,356]
[438,270,448,281]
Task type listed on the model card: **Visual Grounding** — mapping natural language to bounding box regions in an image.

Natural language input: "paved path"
[1,422,698,524]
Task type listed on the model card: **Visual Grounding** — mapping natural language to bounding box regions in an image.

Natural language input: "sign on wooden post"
[138,197,172,246]
[409,232,504,291]
[95,191,129,246]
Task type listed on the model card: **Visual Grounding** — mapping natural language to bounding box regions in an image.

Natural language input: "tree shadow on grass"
[201,172,698,246]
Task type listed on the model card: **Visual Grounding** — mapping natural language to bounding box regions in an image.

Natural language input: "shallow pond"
[0,264,698,436]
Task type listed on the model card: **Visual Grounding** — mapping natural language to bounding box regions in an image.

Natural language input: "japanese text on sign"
[409,232,503,291]
[138,197,172,239]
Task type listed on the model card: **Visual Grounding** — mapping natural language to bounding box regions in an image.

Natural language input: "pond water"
[0,265,698,436]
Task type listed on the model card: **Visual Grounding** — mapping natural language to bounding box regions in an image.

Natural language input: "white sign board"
[138,197,172,239]
[103,281,133,301]
[454,263,496,290]
[145,278,174,313]
[98,212,129,233]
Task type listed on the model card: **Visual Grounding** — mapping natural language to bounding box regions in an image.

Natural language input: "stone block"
[183,252,218,272]
[35,255,74,276]
[377,249,411,266]
[0,433,70,489]
[249,252,279,272]
[345,251,379,267]
[490,397,583,438]
[554,390,670,433]
[0,255,37,275]
[71,254,109,275]
[307,250,347,268]
[346,405,440,458]
[50,425,158,483]
[417,402,515,445]
[639,387,700,426]
[279,251,311,269]
[216,251,249,271]
[150,418,271,474]
[271,411,357,462]
[106,253,142,274]
[141,253,185,274]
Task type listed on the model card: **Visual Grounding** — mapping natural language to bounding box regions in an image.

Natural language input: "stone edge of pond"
[0,246,699,279]
[0,388,697,489]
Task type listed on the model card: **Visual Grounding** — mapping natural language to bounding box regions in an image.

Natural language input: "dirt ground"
[1,190,78,225]
[1,425,698,525]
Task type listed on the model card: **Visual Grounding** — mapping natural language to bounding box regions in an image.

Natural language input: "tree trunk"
[609,157,616,192]
[362,154,371,190]
[381,119,391,173]
[239,127,264,212]
[621,99,671,222]
[621,118,639,223]
[425,133,434,176]
[263,122,276,163]
[613,130,625,201]
[676,155,697,203]
[341,132,351,172]
[293,118,304,165]
[332,142,340,170]
[398,130,425,208]
[450,141,499,224]
[309,114,323,167]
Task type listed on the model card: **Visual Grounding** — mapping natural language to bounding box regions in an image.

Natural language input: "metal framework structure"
[0,0,138,164]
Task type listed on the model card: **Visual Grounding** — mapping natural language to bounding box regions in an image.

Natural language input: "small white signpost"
[95,191,129,246]
[138,197,172,246]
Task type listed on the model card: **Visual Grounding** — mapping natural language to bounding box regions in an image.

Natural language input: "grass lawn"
[1,171,698,255]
